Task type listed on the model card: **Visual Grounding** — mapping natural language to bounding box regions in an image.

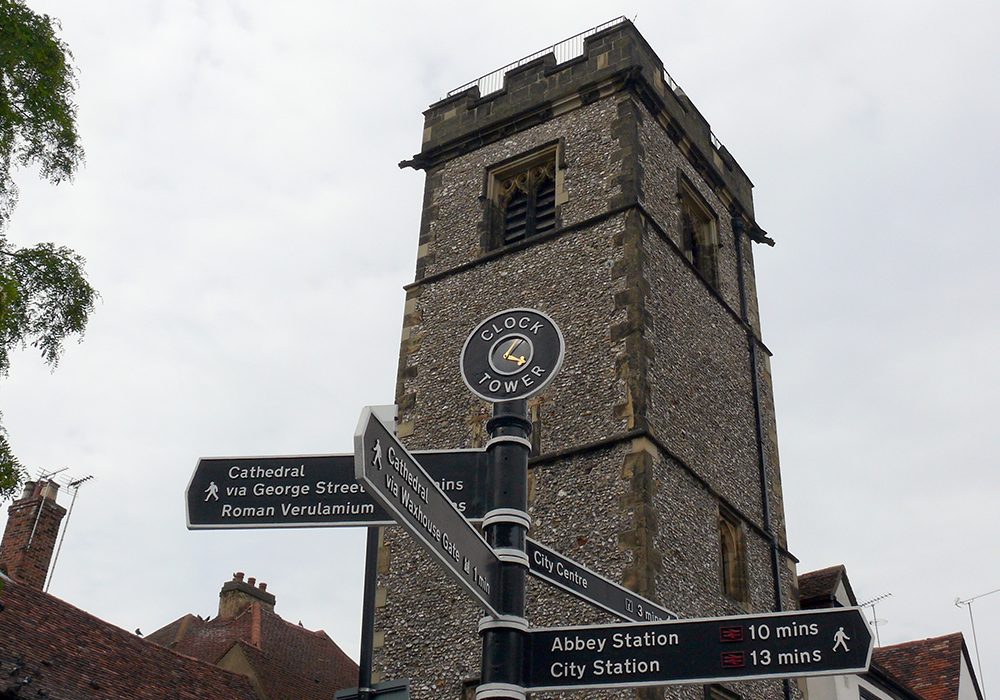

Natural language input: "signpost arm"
[478,399,531,700]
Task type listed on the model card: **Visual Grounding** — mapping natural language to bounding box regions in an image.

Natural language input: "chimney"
[218,572,276,618]
[0,480,68,590]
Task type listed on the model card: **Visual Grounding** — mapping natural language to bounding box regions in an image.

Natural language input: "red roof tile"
[150,601,359,700]
[798,564,857,608]
[236,641,348,700]
[874,633,980,700]
[0,576,257,700]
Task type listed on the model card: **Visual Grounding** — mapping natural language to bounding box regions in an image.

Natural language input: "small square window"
[705,684,742,700]
[485,142,564,250]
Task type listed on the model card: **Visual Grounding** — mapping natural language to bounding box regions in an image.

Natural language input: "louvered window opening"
[501,164,556,245]
[681,211,703,270]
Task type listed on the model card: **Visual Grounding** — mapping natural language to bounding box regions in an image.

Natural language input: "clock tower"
[374,18,794,700]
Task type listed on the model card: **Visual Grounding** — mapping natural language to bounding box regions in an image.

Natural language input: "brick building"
[0,480,358,700]
[375,17,790,700]
[798,566,983,700]
[0,480,258,699]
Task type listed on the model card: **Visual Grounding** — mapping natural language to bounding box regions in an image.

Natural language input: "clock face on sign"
[461,308,564,403]
[489,334,534,376]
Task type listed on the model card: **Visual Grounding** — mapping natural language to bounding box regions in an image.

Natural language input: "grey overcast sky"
[3,0,998,688]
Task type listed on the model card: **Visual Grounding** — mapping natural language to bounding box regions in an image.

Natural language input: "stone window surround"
[481,138,568,252]
[677,171,721,287]
[719,504,750,607]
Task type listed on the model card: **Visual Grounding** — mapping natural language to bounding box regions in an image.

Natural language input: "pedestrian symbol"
[204,481,219,501]
[833,626,851,652]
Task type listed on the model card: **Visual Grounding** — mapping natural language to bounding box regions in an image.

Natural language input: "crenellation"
[410,22,753,222]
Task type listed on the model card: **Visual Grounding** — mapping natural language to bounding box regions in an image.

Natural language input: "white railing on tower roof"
[447,17,629,98]
[444,18,727,160]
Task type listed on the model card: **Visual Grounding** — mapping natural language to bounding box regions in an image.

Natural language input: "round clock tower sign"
[460,308,564,403]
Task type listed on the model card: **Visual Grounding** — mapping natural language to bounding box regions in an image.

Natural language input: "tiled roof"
[866,659,929,700]
[874,633,980,700]
[236,641,348,700]
[0,576,257,700]
[798,564,856,608]
[149,602,359,700]
[148,608,253,663]
[798,565,843,600]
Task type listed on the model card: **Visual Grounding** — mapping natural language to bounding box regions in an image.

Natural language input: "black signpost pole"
[459,308,564,700]
[478,399,531,700]
[358,525,380,700]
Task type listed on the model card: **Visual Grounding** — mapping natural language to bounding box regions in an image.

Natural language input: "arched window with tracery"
[485,142,564,251]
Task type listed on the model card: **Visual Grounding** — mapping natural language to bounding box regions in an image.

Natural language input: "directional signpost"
[526,538,676,624]
[457,308,567,700]
[354,406,502,618]
[186,450,487,529]
[189,307,874,700]
[525,607,873,691]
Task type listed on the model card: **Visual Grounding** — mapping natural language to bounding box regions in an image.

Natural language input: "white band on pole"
[478,615,529,633]
[493,548,530,567]
[476,684,526,700]
[482,508,531,529]
[485,435,532,450]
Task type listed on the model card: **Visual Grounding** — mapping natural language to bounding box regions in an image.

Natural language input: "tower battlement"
[408,20,755,218]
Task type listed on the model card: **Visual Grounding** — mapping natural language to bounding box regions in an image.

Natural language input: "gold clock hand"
[503,339,521,360]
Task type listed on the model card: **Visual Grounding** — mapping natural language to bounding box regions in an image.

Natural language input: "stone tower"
[375,19,795,700]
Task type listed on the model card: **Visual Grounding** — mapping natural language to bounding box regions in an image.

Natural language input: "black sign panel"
[526,538,676,623]
[460,308,564,402]
[525,608,872,691]
[187,450,486,529]
[355,408,501,617]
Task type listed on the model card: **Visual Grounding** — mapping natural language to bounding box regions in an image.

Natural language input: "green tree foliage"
[1,0,83,223]
[0,1,95,501]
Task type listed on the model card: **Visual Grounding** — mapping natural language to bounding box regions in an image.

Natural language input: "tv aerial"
[858,592,893,646]
[42,471,95,592]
